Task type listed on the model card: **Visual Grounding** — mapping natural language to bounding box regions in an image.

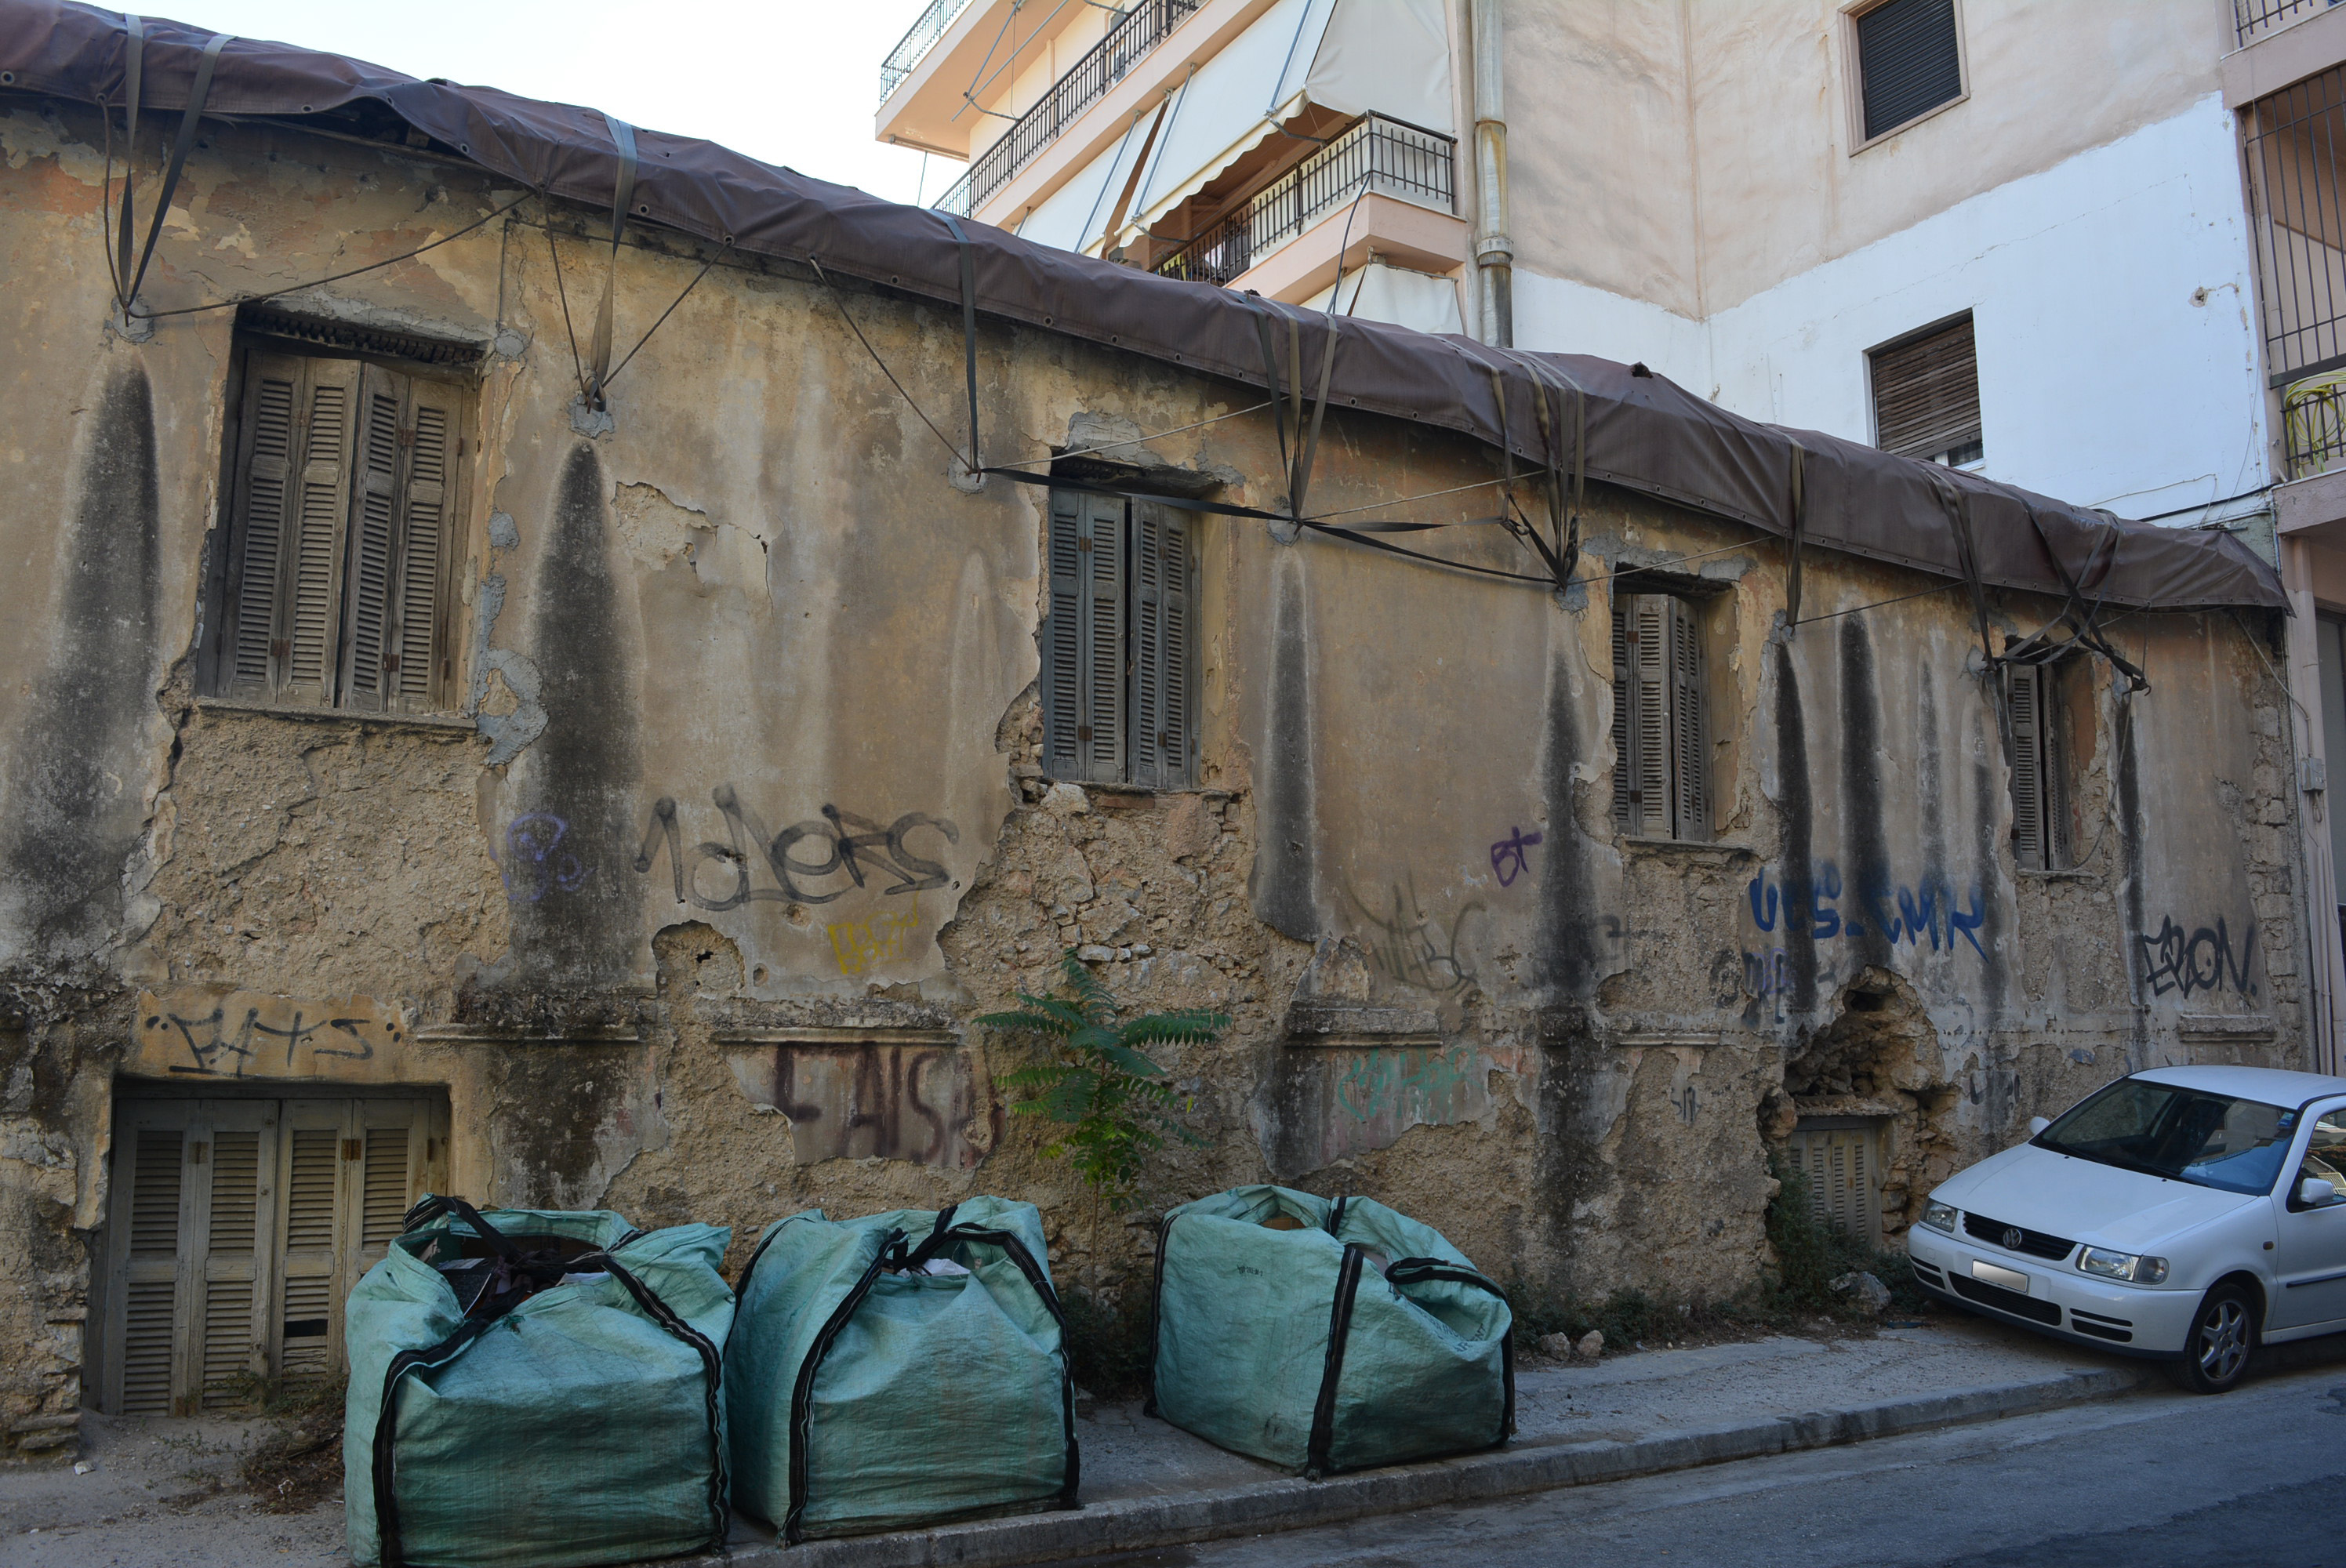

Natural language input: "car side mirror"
[2301,1177,2339,1208]
[2028,1116,2051,1137]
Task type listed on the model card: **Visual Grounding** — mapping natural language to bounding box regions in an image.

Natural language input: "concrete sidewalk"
[0,1316,2173,1568]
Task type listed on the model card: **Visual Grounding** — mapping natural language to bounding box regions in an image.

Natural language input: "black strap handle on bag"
[372,1205,726,1566]
[1384,1258,1517,1443]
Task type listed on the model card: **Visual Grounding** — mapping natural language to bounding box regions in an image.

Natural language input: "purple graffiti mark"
[1489,827,1544,887]
[503,812,589,905]
[1746,862,1985,961]
[2137,916,2258,1000]
[636,787,961,911]
[155,1005,374,1077]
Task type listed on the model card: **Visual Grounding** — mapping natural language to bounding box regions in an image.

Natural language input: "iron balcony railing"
[1153,114,1454,289]
[2235,0,2338,49]
[2244,64,2346,384]
[2285,376,2346,478]
[881,0,978,105]
[933,0,1199,218]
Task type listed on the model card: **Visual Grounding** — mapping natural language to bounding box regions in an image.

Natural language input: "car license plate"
[1971,1259,2030,1293]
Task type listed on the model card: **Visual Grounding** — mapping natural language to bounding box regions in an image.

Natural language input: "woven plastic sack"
[1146,1185,1513,1475]
[343,1196,734,1568]
[726,1197,1076,1541]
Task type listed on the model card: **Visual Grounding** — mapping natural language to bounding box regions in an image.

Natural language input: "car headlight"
[1922,1200,1959,1234]
[2077,1247,2169,1284]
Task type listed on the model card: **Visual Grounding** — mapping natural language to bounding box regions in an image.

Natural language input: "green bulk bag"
[1146,1185,1513,1476]
[726,1197,1077,1541]
[343,1196,734,1568]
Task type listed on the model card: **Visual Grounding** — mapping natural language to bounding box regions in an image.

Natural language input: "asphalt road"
[1066,1357,2346,1568]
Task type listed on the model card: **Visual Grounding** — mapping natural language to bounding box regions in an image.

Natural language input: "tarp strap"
[1256,313,1294,483]
[786,1231,902,1543]
[1143,1211,1180,1417]
[1304,1243,1369,1480]
[585,114,637,408]
[1943,482,1998,673]
[111,20,232,318]
[942,212,982,475]
[595,1251,729,1552]
[1784,442,1808,632]
[1291,313,1342,520]
[1383,1259,1516,1441]
[398,1193,521,1261]
[2011,506,2150,691]
[1325,1194,1348,1237]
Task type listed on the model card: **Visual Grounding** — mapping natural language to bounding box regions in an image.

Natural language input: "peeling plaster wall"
[0,96,2311,1455]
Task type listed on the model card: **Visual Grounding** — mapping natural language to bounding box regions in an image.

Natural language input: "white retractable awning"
[1016,98,1169,256]
[1305,260,1465,336]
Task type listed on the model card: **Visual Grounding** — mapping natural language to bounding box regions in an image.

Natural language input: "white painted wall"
[1513,96,2272,522]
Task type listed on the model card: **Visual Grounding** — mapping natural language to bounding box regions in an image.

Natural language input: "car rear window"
[2036,1079,2297,1196]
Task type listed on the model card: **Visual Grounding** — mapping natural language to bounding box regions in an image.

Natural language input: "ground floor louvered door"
[1787,1117,1885,1248]
[100,1093,445,1414]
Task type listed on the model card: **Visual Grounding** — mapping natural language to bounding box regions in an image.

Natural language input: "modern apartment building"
[881,0,2346,1079]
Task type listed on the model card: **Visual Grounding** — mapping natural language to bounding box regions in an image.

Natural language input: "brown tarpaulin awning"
[0,1,2286,612]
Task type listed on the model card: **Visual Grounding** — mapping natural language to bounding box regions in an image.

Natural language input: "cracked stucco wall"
[0,94,2311,1456]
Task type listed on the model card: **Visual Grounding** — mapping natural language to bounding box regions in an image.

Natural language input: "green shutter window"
[2006,661,2071,871]
[211,336,468,713]
[1130,502,1193,789]
[1044,491,1087,777]
[1611,591,1708,840]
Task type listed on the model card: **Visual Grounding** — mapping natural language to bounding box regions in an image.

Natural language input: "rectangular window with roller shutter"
[1868,313,1983,468]
[1041,489,1197,788]
[1611,586,1711,842]
[92,1091,446,1414]
[201,311,477,714]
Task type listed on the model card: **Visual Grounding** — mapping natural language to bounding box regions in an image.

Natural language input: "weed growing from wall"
[979,949,1228,1207]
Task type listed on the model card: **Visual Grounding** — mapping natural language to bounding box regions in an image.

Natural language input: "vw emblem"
[2002,1227,2024,1250]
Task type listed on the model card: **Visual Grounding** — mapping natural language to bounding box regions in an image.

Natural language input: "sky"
[170,0,955,206]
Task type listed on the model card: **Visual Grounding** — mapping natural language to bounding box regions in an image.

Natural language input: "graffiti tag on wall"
[635,786,959,913]
[723,1041,990,1168]
[134,989,405,1079]
[1745,862,1986,959]
[2137,915,2258,1000]
[1344,880,1484,996]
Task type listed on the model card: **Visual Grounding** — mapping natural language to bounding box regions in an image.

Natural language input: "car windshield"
[2035,1079,2297,1196]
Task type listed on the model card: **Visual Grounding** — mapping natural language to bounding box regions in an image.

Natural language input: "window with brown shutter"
[1852,0,1965,145]
[1869,314,1983,467]
[1043,489,1195,787]
[205,319,474,715]
[2005,659,2078,871]
[1611,589,1709,841]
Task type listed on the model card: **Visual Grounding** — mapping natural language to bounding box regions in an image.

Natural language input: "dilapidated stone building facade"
[0,16,2312,1457]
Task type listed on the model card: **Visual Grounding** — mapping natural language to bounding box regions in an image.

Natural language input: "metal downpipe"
[1469,0,1513,347]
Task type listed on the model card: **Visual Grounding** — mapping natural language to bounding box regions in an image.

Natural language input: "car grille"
[1910,1259,1946,1288]
[1950,1272,2062,1325]
[1963,1210,2077,1261]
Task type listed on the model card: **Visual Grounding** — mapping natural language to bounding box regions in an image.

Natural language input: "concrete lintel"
[2275,468,2346,536]
[2225,5,2346,108]
[714,1027,961,1047]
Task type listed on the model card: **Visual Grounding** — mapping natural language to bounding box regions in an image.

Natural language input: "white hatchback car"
[1906,1065,2346,1392]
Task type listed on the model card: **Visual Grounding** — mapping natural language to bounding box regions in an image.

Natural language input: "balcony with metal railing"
[1152,114,1454,289]
[881,0,979,106]
[2237,0,2342,49]
[932,0,1199,218]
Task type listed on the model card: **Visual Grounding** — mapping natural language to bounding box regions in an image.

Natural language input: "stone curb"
[717,1363,2152,1566]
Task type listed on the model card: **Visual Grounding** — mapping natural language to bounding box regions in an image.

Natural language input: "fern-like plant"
[979,949,1228,1206]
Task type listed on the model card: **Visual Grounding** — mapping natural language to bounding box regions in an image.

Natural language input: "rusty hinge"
[1078,536,1092,553]
[398,426,415,449]
[341,1138,363,1162]
[382,654,401,672]
[456,436,467,457]
[1077,725,1092,742]
[271,637,291,659]
[188,1142,207,1166]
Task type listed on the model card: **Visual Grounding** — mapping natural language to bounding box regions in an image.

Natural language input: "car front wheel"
[2167,1282,2257,1394]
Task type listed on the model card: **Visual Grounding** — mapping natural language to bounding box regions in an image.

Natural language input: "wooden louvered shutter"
[1791,1121,1882,1246]
[340,366,405,712]
[1669,596,1707,840]
[1870,316,1981,464]
[1611,595,1635,834]
[283,356,361,704]
[111,1124,186,1414]
[198,1122,267,1406]
[2006,663,2046,869]
[350,1101,427,1287]
[275,1108,345,1381]
[1044,491,1087,778]
[1629,596,1672,837]
[390,378,462,712]
[222,354,303,699]
[1084,495,1127,782]
[1129,503,1192,788]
